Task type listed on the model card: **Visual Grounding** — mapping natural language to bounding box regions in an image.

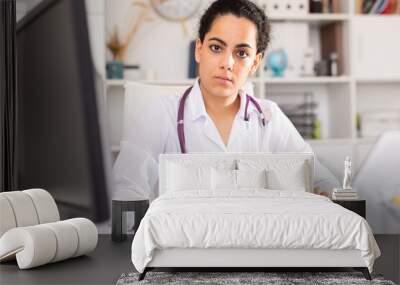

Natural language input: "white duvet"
[131,190,380,273]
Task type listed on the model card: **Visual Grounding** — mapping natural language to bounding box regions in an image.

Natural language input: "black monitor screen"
[16,0,110,222]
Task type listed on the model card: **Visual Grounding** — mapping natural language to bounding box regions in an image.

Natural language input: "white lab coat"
[112,79,339,200]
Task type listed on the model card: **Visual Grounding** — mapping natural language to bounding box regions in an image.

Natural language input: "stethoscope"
[177,86,268,153]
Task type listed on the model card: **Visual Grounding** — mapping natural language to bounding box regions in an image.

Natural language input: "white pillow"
[238,159,310,192]
[211,168,236,190]
[237,169,268,189]
[267,162,308,191]
[167,162,211,191]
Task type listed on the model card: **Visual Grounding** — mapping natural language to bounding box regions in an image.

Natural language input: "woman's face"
[195,14,262,98]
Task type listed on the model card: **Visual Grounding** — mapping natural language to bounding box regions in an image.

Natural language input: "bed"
[131,153,381,281]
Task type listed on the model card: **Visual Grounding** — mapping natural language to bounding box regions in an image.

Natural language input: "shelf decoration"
[106,0,153,79]
[266,49,289,77]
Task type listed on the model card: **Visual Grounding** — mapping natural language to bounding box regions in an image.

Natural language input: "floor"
[0,235,398,284]
[0,235,133,285]
[373,235,400,284]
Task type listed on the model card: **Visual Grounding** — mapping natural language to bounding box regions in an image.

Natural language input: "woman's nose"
[220,52,234,71]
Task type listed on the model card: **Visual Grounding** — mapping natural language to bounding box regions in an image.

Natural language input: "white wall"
[105,0,213,80]
[85,0,106,78]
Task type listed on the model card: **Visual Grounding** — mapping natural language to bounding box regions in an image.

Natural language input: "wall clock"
[149,0,203,22]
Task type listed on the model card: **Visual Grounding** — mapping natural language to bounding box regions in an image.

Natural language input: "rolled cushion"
[0,218,97,269]
[0,196,17,237]
[0,189,60,238]
[0,226,57,268]
[66,218,98,257]
[42,221,79,262]
[0,191,39,227]
[23,189,60,224]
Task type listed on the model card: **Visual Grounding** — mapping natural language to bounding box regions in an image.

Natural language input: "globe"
[266,49,288,77]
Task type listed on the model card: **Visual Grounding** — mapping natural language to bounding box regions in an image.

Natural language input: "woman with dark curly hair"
[113,0,339,200]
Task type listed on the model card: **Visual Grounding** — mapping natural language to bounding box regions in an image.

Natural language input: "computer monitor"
[16,0,111,222]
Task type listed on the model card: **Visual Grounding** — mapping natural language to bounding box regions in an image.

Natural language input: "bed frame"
[139,248,371,280]
[138,153,371,281]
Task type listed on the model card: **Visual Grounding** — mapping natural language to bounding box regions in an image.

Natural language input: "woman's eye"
[210,45,221,53]
[237,50,249,58]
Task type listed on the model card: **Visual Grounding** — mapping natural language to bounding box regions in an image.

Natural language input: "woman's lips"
[214,76,233,85]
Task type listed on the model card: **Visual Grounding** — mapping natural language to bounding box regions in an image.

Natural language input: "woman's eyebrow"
[208,37,252,49]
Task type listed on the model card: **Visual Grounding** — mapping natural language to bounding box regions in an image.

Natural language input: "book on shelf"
[359,0,400,14]
[322,0,340,13]
[320,23,343,76]
[356,0,364,14]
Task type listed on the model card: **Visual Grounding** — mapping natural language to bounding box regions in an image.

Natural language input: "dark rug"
[116,271,396,285]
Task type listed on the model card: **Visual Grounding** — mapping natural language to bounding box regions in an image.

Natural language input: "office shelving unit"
[250,0,400,141]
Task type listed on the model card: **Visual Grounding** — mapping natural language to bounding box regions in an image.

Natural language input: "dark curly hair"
[198,0,271,57]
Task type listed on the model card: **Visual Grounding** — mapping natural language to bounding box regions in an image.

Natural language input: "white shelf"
[355,77,400,84]
[306,137,377,146]
[261,76,350,84]
[106,79,196,87]
[108,77,351,87]
[354,14,400,19]
[269,13,349,24]
[106,79,125,87]
[140,79,195,85]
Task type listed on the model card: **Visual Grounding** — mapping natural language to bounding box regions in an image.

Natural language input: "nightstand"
[112,199,149,242]
[332,199,366,218]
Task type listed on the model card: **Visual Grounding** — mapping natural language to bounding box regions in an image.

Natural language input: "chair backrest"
[122,81,191,141]
[0,189,60,238]
[122,80,257,142]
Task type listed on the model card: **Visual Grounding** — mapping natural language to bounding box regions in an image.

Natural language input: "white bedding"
[131,190,380,273]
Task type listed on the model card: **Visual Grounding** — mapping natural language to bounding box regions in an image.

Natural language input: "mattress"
[131,190,380,273]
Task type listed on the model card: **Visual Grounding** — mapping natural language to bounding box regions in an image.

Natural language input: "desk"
[0,235,133,285]
[1,235,398,284]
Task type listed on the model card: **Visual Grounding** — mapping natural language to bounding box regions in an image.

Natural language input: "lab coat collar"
[237,87,259,120]
[187,79,208,121]
[187,78,258,121]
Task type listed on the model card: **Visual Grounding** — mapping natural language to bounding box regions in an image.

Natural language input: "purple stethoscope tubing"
[177,86,266,154]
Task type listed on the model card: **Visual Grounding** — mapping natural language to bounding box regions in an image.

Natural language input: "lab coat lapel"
[202,118,227,151]
[188,79,226,151]
[224,118,236,150]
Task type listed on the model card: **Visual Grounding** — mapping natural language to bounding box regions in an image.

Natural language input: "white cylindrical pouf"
[42,221,79,262]
[1,192,39,227]
[66,218,98,257]
[23,189,60,224]
[0,226,57,269]
[0,195,17,237]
